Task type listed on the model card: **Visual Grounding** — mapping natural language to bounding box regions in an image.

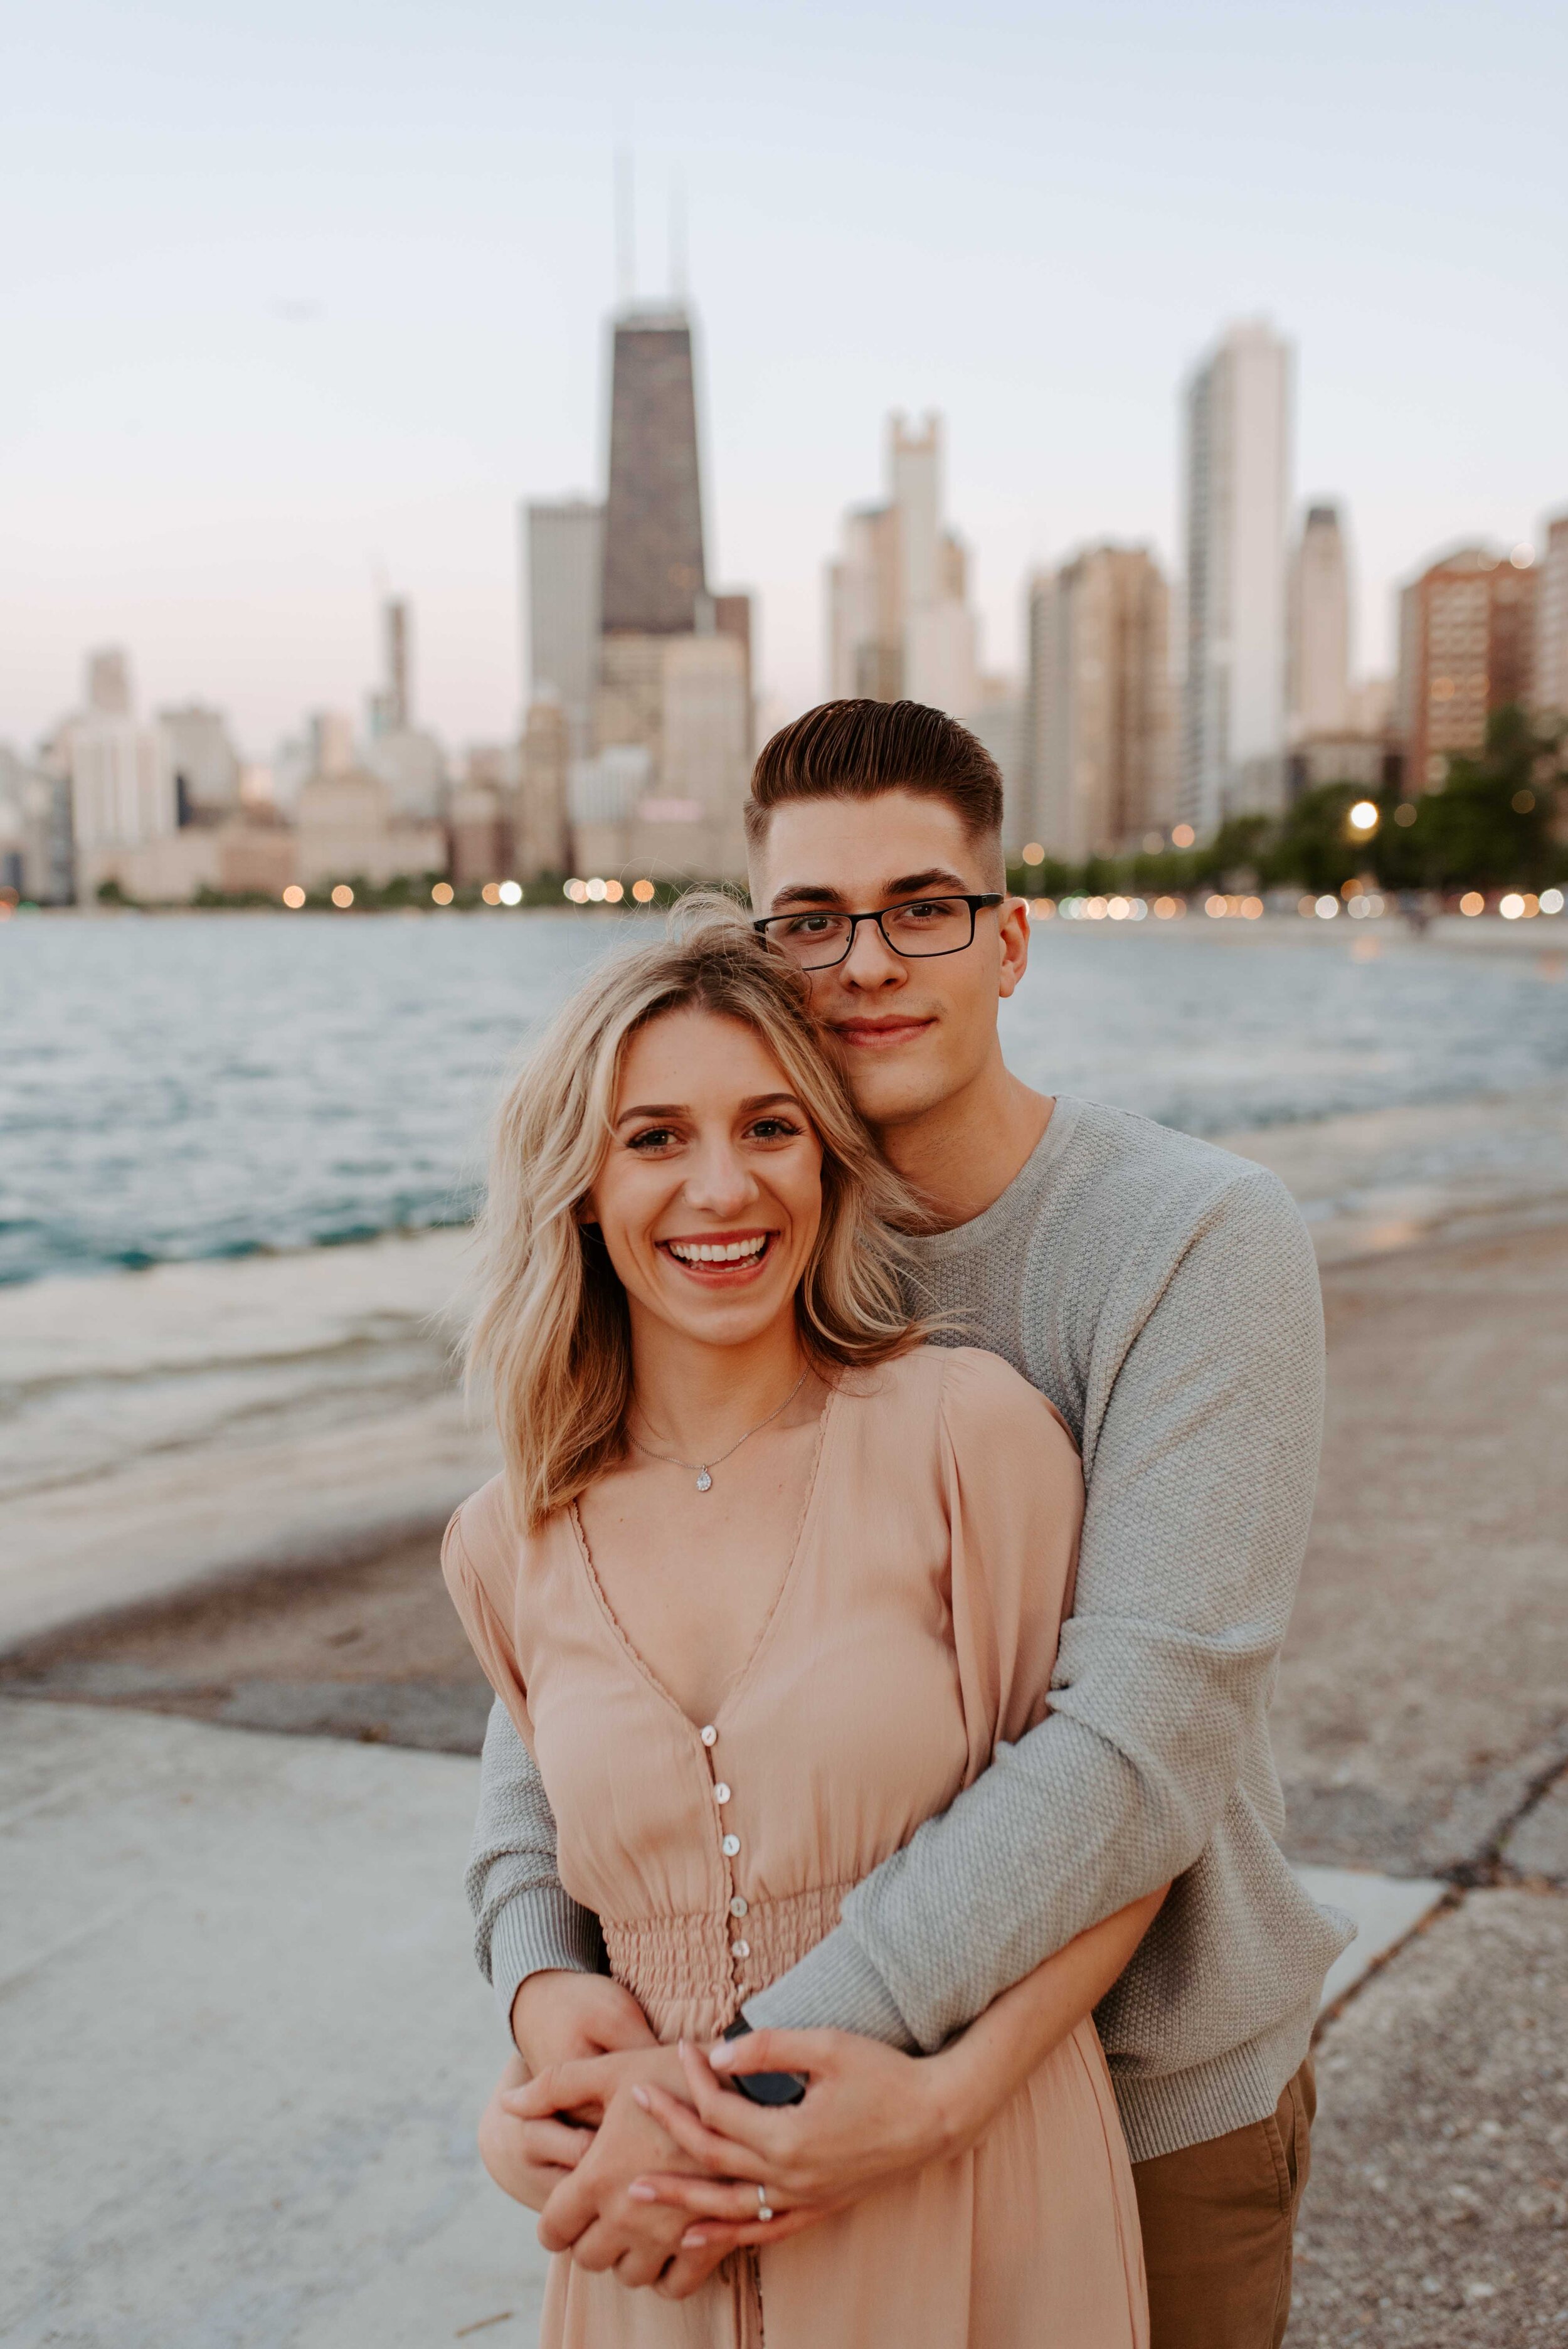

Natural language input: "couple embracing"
[442,699,1350,2346]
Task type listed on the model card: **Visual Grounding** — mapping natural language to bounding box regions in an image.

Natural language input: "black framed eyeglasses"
[753,893,1004,972]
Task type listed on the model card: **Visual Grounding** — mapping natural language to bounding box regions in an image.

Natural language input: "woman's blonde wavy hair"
[467,895,927,1530]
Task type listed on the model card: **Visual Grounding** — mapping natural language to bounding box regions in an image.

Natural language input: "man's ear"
[996,895,1032,1002]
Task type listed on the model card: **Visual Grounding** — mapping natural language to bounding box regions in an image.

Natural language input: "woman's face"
[585,1006,825,1353]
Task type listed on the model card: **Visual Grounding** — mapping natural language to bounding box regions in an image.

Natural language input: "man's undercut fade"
[745,699,1005,872]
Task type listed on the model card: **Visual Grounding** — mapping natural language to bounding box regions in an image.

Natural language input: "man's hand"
[509,1969,657,2068]
[478,2055,594,2214]
[627,2030,954,2254]
[477,1974,655,2217]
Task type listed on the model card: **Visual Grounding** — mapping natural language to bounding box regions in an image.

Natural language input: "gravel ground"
[1273,1224,1568,1881]
[1293,1890,1568,2346]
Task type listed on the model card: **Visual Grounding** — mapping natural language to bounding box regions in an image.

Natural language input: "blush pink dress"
[444,1344,1148,2348]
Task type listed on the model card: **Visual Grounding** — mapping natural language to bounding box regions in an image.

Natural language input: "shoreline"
[4,1078,1567,1653]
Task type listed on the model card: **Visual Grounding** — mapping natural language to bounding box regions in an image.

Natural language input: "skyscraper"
[600,309,706,635]
[1025,547,1174,861]
[66,648,177,894]
[525,499,603,755]
[1288,504,1352,739]
[1395,546,1537,790]
[573,303,753,880]
[827,412,978,716]
[1181,321,1293,834]
[1535,512,1568,719]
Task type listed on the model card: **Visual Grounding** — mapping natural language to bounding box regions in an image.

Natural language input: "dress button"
[721,1833,741,1857]
[714,1782,731,1804]
[700,1726,718,1747]
[729,1896,748,1917]
[731,1938,750,1959]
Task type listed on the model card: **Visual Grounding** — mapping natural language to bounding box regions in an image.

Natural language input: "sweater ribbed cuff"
[741,1921,914,2048]
[487,1890,605,2039]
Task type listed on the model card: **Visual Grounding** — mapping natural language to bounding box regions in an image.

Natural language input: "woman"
[443,903,1157,2346]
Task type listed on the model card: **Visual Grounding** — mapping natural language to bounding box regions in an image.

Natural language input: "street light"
[1348,800,1379,835]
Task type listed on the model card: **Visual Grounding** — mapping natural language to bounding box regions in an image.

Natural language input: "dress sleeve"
[441,1493,532,1750]
[443,1493,605,2026]
[938,1349,1084,1772]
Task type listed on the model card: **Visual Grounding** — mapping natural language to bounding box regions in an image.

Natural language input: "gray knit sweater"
[462,1097,1352,2163]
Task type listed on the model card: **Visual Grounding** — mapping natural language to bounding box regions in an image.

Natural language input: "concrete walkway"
[2,1698,1484,2349]
[1,1701,549,2349]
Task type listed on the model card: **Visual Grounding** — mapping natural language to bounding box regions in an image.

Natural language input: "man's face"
[748,790,1030,1132]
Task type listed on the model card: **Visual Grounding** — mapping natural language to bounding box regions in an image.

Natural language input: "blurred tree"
[1402,705,1565,891]
[1261,783,1366,896]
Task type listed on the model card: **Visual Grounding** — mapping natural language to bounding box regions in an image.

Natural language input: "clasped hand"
[502,2023,961,2298]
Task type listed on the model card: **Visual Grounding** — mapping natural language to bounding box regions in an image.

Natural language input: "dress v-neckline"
[566,1384,839,1742]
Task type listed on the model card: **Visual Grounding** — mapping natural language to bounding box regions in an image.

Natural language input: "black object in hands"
[722,2015,808,2106]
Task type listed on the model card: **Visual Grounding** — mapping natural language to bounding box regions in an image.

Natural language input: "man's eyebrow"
[766,867,972,911]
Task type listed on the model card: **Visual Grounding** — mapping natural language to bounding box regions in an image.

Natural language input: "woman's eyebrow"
[614,1091,803,1128]
[614,1101,687,1127]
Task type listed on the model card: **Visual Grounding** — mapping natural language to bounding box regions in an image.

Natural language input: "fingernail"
[682,2230,706,2249]
[708,2042,735,2068]
[628,2183,656,2200]
[632,2086,651,2109]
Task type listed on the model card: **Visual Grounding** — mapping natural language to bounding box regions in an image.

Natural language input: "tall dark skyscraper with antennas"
[600,308,707,638]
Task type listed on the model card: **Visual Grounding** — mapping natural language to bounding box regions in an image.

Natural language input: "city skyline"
[1,0,1564,753]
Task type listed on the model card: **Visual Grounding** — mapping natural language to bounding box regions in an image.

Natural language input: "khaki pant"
[1132,2060,1316,2349]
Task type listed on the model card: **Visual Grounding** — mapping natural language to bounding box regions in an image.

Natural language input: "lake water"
[3,911,1565,1286]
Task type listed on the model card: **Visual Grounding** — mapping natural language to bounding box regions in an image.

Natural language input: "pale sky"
[2,0,1564,760]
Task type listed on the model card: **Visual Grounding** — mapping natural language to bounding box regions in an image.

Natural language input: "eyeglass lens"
[768,898,975,969]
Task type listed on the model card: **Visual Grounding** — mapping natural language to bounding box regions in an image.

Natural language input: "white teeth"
[668,1236,768,1265]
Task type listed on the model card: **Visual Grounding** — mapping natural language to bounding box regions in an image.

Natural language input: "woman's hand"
[627,2029,956,2252]
[506,2040,691,2131]
[534,2081,706,2288]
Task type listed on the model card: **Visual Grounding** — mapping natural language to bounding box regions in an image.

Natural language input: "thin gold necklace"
[629,1368,810,1493]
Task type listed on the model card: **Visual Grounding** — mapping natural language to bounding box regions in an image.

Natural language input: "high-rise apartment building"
[1288,503,1351,739]
[368,598,410,734]
[827,413,978,718]
[1025,546,1174,861]
[362,595,447,819]
[86,648,132,719]
[159,705,240,817]
[1535,512,1568,718]
[1181,321,1293,834]
[525,499,603,756]
[68,649,176,889]
[1395,546,1537,790]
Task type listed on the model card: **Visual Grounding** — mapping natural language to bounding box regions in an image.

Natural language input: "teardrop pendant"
[695,1468,713,1493]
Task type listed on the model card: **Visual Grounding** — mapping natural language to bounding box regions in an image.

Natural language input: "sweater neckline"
[906,1094,1085,1264]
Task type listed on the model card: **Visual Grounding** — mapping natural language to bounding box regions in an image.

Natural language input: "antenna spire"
[669,171,687,304]
[615,146,635,307]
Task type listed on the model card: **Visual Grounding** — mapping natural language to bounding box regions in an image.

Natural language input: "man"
[465,699,1348,2345]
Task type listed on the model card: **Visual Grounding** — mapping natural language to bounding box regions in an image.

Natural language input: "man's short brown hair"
[745,700,1004,861]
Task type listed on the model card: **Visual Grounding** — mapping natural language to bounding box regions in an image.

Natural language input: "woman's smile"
[656,1228,777,1282]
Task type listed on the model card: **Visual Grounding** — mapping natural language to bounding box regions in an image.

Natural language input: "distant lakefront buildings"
[1,305,1565,906]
